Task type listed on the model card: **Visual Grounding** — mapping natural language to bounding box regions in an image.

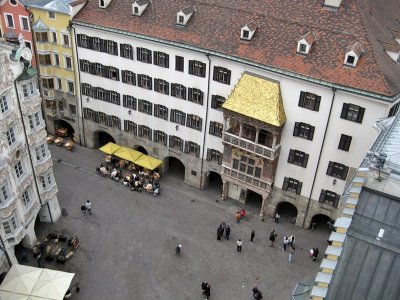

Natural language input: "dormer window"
[178,15,184,24]
[299,43,307,53]
[381,42,400,63]
[132,0,150,16]
[176,5,196,26]
[297,31,315,55]
[100,0,105,7]
[344,41,363,67]
[242,30,249,39]
[346,55,355,65]
[240,20,258,41]
[134,7,139,14]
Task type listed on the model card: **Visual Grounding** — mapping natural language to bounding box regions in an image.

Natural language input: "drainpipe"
[199,53,212,189]
[302,87,336,228]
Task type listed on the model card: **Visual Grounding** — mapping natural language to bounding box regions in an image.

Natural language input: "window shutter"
[288,149,294,163]
[154,79,159,92]
[333,194,340,208]
[226,70,231,84]
[211,95,216,108]
[199,118,203,131]
[183,87,187,100]
[319,190,326,202]
[189,60,194,74]
[89,62,96,75]
[138,100,143,112]
[148,50,152,63]
[121,71,126,83]
[327,161,333,175]
[137,75,142,87]
[282,177,289,190]
[341,166,349,180]
[165,54,169,68]
[149,103,153,115]
[113,42,118,55]
[77,34,82,47]
[206,149,211,161]
[184,141,189,153]
[115,69,120,81]
[196,145,200,157]
[340,103,349,119]
[120,44,124,57]
[199,91,204,105]
[164,107,168,120]
[181,113,186,125]
[138,125,143,137]
[298,91,305,107]
[166,82,169,95]
[137,47,142,61]
[201,62,206,77]
[171,84,176,96]
[153,51,159,65]
[296,182,302,195]
[339,135,345,149]
[218,154,223,165]
[213,66,219,81]
[302,153,309,168]
[88,36,94,49]
[314,96,321,111]
[309,126,315,140]
[188,88,193,102]
[148,77,153,90]
[293,122,300,136]
[356,107,365,123]
[169,135,173,147]
[154,104,159,117]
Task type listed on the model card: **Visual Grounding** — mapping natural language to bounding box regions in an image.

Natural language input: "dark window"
[124,120,137,134]
[77,35,117,55]
[186,114,202,131]
[232,156,262,178]
[90,87,120,105]
[170,109,186,125]
[134,6,139,14]
[340,103,365,123]
[287,149,309,168]
[298,91,321,111]
[122,70,136,85]
[81,83,92,96]
[169,135,183,151]
[35,32,48,42]
[175,56,184,72]
[137,74,152,90]
[242,30,249,39]
[154,130,168,145]
[184,141,200,157]
[38,54,51,65]
[211,95,225,109]
[188,60,206,77]
[293,122,315,141]
[77,34,88,48]
[109,67,119,80]
[338,134,352,151]
[137,47,152,63]
[206,149,222,165]
[154,79,169,95]
[42,78,54,89]
[123,95,137,110]
[79,59,90,72]
[346,55,355,65]
[319,190,340,208]
[178,15,184,24]
[213,66,231,84]
[209,121,223,137]
[138,99,153,115]
[188,88,204,105]
[326,161,349,180]
[299,43,307,53]
[282,177,302,195]
[138,125,152,140]
[171,84,187,99]
[153,51,169,68]
[388,102,399,117]
[154,104,168,120]
[120,44,133,59]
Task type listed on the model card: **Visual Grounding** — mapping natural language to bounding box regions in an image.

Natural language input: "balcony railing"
[5,226,24,247]
[222,132,280,160]
[222,166,272,191]
[0,199,17,218]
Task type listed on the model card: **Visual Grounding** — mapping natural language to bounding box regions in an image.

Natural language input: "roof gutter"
[72,20,400,103]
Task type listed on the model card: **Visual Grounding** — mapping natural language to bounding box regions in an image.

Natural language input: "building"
[69,0,400,227]
[29,0,85,144]
[0,38,61,269]
[310,112,400,299]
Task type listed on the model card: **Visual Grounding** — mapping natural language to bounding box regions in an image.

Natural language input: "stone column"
[239,123,243,138]
[221,179,228,200]
[260,193,269,217]
[255,129,260,144]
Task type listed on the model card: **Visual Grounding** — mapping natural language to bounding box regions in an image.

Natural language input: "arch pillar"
[221,180,228,200]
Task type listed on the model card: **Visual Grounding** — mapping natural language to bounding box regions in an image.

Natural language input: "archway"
[134,145,148,155]
[54,119,75,140]
[164,156,185,180]
[246,189,263,211]
[204,171,222,193]
[310,214,333,232]
[275,201,298,223]
[94,131,115,148]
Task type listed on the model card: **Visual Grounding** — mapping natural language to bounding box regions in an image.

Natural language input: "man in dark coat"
[225,225,231,240]
[217,227,223,240]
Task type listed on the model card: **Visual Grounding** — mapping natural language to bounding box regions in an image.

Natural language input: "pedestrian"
[85,200,92,215]
[80,205,86,216]
[250,230,255,243]
[269,229,277,246]
[254,290,263,300]
[252,285,259,297]
[37,252,44,268]
[282,236,289,251]
[236,239,243,253]
[201,282,211,300]
[217,226,223,240]
[225,225,231,240]
[288,235,295,247]
[312,247,319,261]
[235,211,241,223]
[289,247,295,263]
[274,212,280,223]
[220,222,226,236]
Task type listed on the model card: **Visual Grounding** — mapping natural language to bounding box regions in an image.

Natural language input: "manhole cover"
[255,277,261,281]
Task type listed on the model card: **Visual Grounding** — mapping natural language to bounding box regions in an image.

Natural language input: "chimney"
[323,0,343,10]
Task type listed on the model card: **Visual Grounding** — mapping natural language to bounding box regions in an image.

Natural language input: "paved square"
[31,145,329,300]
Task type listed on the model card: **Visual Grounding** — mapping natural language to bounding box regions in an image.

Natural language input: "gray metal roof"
[20,0,53,7]
[32,18,49,31]
[28,0,74,14]
[326,188,400,300]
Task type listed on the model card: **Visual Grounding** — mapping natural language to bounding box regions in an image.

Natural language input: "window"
[338,134,352,151]
[76,34,117,55]
[154,51,169,68]
[69,104,76,115]
[346,55,355,65]
[22,189,31,207]
[22,85,29,97]
[178,15,184,24]
[10,0,17,5]
[81,83,92,96]
[175,56,184,72]
[188,88,204,105]
[29,82,35,94]
[326,161,349,180]
[154,104,168,120]
[65,56,72,69]
[138,125,152,140]
[6,127,16,146]
[169,135,183,151]
[154,130,168,145]
[20,16,29,31]
[186,114,202,131]
[298,91,321,111]
[35,32,48,42]
[137,47,152,63]
[288,149,309,167]
[319,190,340,207]
[137,74,152,90]
[206,149,222,165]
[41,172,53,190]
[209,121,223,137]
[211,95,225,109]
[48,11,55,19]
[189,60,206,77]
[134,6,139,15]
[0,95,9,113]
[79,59,90,72]
[138,99,153,115]
[28,112,41,129]
[120,44,133,59]
[54,53,60,66]
[154,79,169,94]
[122,70,136,85]
[56,78,62,90]
[171,84,186,99]
[123,95,137,110]
[77,34,88,48]
[62,33,70,46]
[184,141,200,157]
[299,43,307,53]
[213,66,231,84]
[14,161,24,179]
[170,109,186,125]
[242,30,249,39]
[293,122,315,140]
[232,156,262,178]
[3,216,18,235]
[282,177,302,195]
[388,102,400,117]
[42,78,54,89]
[109,67,119,80]
[0,183,9,204]
[5,14,14,28]
[51,31,57,44]
[67,81,74,94]
[340,103,365,123]
[38,54,51,65]
[124,120,137,134]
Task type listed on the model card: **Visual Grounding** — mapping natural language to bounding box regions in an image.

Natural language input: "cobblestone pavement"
[29,144,330,300]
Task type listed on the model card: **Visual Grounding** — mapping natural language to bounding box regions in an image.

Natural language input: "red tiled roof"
[301,31,316,45]
[70,0,86,7]
[245,19,259,32]
[381,42,400,53]
[346,41,364,57]
[73,0,400,97]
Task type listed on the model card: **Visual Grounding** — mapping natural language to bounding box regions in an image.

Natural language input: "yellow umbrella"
[133,155,162,170]
[99,142,121,155]
[114,147,143,163]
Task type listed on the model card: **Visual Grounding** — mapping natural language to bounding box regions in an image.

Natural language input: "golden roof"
[222,73,286,127]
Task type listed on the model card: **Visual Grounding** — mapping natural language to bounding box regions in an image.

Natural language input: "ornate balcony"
[4,226,24,247]
[222,132,280,160]
[40,183,58,205]
[0,198,17,218]
[24,202,40,225]
[222,165,273,191]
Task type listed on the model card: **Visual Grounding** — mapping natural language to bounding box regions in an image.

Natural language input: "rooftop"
[29,0,75,14]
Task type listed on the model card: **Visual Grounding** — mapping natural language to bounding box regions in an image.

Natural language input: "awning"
[99,142,121,155]
[133,155,162,170]
[0,265,41,295]
[292,280,314,300]
[114,147,143,163]
[30,269,74,300]
[222,73,286,127]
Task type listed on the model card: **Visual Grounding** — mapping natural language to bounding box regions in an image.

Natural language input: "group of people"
[217,222,230,240]
[309,247,320,261]
[235,209,247,223]
[80,200,92,216]
[200,282,263,300]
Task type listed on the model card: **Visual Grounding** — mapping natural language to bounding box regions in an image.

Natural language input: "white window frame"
[48,11,56,19]
[64,55,73,70]
[67,81,75,94]
[56,78,62,91]
[53,53,60,67]
[6,127,16,146]
[51,31,57,44]
[29,82,35,95]
[19,16,30,31]
[14,161,24,179]
[61,33,70,47]
[0,182,10,205]
[22,189,32,209]
[22,84,29,97]
[5,13,15,28]
[35,143,48,162]
[0,94,9,114]
[41,171,53,191]
[28,112,41,130]
[2,215,18,236]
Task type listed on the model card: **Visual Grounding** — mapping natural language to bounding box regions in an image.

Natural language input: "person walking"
[250,230,255,243]
[282,236,289,251]
[220,222,226,236]
[289,247,295,263]
[269,229,277,247]
[235,211,241,223]
[217,226,223,241]
[274,212,280,223]
[201,282,211,300]
[85,200,92,215]
[225,225,231,240]
[236,239,243,253]
[37,252,44,268]
[312,248,319,261]
[288,235,295,247]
